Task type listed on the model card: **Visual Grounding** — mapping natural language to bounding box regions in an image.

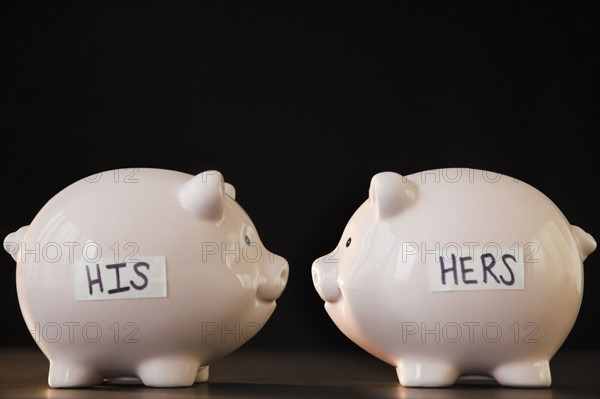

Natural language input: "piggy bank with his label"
[312,169,595,387]
[4,169,288,388]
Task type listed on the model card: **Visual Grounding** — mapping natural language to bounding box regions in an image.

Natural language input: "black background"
[1,1,598,353]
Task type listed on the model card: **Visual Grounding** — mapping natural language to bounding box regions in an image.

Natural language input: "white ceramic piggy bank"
[312,168,595,387]
[4,168,288,388]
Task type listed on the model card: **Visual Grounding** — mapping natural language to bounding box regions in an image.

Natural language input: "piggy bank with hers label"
[312,169,595,387]
[4,169,289,388]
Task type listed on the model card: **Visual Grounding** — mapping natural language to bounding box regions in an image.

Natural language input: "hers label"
[427,247,525,292]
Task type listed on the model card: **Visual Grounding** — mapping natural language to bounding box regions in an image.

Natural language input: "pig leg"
[48,362,103,388]
[396,359,459,387]
[138,356,200,387]
[195,365,209,383]
[492,360,551,387]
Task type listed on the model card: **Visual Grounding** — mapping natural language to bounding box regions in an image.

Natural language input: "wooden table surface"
[1,347,598,398]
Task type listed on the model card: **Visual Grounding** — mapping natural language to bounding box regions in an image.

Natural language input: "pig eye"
[244,235,251,246]
[346,237,352,247]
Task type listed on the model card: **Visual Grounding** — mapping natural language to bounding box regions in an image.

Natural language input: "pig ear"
[369,172,418,219]
[224,183,236,200]
[180,170,225,221]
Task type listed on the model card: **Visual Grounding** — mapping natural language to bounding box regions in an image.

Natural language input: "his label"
[427,248,524,292]
[75,256,167,301]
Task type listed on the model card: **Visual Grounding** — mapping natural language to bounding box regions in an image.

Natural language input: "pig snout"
[312,256,341,303]
[571,225,596,261]
[4,226,28,262]
[257,254,289,301]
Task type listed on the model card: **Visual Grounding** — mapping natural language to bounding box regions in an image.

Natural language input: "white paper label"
[75,256,167,301]
[427,247,524,292]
